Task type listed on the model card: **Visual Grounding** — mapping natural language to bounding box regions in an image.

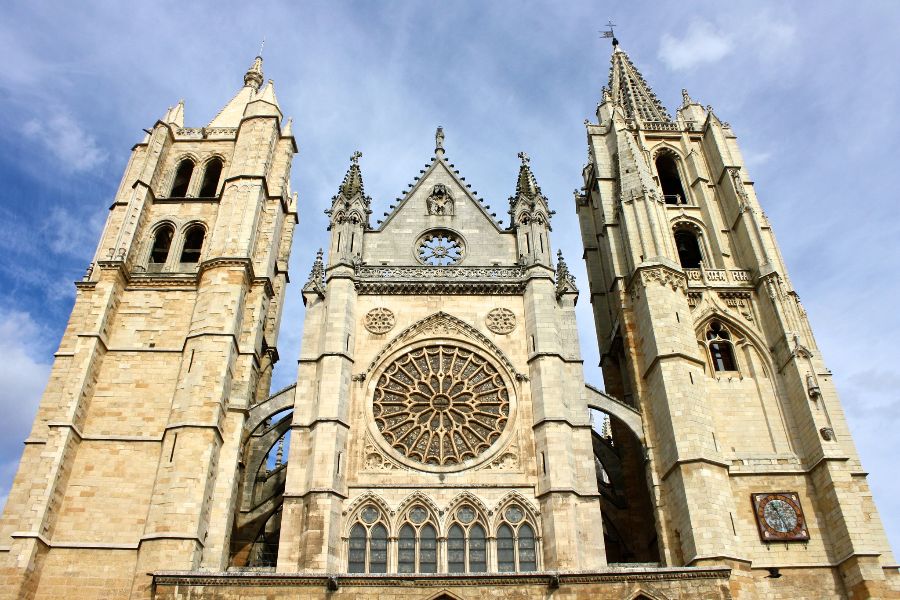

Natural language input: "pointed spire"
[302,248,326,298]
[515,151,541,198]
[244,55,264,91]
[555,250,578,298]
[608,45,672,124]
[282,117,293,137]
[161,100,184,127]
[258,79,280,108]
[339,151,366,199]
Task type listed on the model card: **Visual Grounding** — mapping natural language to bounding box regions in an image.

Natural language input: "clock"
[751,492,809,542]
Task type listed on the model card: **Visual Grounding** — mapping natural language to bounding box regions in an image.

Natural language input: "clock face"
[763,499,797,532]
[751,492,809,542]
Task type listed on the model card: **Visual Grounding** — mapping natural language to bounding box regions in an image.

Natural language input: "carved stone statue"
[426,183,454,216]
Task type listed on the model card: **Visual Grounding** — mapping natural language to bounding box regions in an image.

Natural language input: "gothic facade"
[0,43,897,600]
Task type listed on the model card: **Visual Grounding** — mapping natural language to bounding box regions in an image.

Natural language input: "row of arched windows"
[148,222,206,270]
[169,157,224,198]
[347,501,538,574]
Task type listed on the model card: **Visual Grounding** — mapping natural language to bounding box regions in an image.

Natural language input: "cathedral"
[0,40,897,600]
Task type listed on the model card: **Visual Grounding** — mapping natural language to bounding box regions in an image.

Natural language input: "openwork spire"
[515,152,541,198]
[339,151,366,199]
[608,46,672,124]
[244,56,264,91]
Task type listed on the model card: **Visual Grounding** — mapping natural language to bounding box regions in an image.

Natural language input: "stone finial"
[435,126,445,156]
[517,151,530,165]
[681,88,693,106]
[351,150,362,165]
[555,250,578,298]
[303,248,326,299]
[244,56,264,91]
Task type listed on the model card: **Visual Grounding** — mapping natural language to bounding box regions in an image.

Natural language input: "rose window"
[373,344,510,466]
[417,231,463,266]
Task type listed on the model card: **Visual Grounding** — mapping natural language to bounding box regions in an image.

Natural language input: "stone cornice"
[152,566,732,588]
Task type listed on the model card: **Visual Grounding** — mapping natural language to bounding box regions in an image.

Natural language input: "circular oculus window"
[416,230,464,266]
[372,344,510,467]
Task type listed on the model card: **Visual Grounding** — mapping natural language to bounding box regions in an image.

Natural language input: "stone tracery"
[373,344,510,466]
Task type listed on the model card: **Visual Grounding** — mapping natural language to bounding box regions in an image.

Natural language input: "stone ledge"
[152,566,732,588]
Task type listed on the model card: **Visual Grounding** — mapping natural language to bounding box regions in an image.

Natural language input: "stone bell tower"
[576,40,899,598]
[0,56,297,599]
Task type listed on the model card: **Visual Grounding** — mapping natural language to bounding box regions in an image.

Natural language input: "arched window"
[397,505,437,573]
[169,159,194,197]
[706,320,738,372]
[496,504,538,572]
[149,224,174,268]
[674,229,703,268]
[179,225,205,263]
[198,158,223,197]
[447,504,487,573]
[655,152,687,205]
[347,505,388,573]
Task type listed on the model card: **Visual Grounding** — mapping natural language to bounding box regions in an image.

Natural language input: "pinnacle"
[244,55,264,91]
[337,151,368,203]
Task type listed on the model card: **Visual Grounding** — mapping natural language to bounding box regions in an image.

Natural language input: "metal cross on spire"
[601,20,618,46]
[351,150,362,164]
[258,38,266,57]
[517,151,530,165]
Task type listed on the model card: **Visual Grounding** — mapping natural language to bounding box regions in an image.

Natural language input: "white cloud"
[21,112,107,173]
[0,308,51,511]
[659,21,733,71]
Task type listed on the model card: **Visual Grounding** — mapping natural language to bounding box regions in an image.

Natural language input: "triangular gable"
[377,154,505,233]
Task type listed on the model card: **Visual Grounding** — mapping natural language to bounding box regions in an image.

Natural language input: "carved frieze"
[354,265,526,296]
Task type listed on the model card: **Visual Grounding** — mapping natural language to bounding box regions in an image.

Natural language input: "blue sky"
[1,1,898,555]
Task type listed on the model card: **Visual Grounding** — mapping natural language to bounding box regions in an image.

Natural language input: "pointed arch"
[198,156,224,197]
[344,492,393,536]
[653,146,689,205]
[444,492,491,527]
[169,156,197,197]
[693,311,770,367]
[363,311,522,379]
[491,491,539,533]
[395,492,442,535]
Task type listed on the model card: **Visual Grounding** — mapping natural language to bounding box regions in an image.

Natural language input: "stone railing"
[354,265,527,295]
[356,265,525,280]
[684,268,752,286]
[175,127,238,139]
[642,120,680,132]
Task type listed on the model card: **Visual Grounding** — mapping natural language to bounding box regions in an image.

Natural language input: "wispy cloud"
[659,21,733,71]
[21,112,107,173]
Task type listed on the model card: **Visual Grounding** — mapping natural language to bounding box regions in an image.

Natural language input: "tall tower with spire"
[576,40,899,598]
[0,55,297,599]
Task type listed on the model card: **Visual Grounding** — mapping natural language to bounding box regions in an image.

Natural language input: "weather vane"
[601,20,616,44]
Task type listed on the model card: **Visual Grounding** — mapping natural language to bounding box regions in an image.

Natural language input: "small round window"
[416,230,464,266]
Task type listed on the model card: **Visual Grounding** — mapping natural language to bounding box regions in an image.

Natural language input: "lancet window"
[706,320,738,372]
[169,159,194,197]
[397,505,438,573]
[149,224,174,269]
[179,225,205,264]
[348,505,389,573]
[447,505,487,573]
[198,158,223,197]
[496,504,537,572]
[674,228,703,269]
[655,151,688,205]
